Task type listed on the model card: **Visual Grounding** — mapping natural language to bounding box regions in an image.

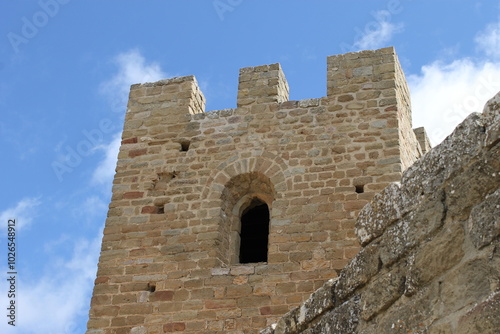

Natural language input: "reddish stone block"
[121,137,138,144]
[94,276,109,284]
[163,322,186,332]
[141,206,158,214]
[129,148,147,157]
[123,191,144,199]
[205,299,237,309]
[260,306,272,315]
[150,291,174,302]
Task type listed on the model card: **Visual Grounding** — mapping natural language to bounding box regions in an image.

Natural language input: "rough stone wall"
[86,47,425,334]
[262,92,500,334]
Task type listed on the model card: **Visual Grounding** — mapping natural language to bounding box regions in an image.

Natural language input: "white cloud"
[409,22,500,146]
[353,10,403,51]
[100,49,167,112]
[0,229,103,334]
[0,197,41,231]
[475,22,500,59]
[91,132,121,186]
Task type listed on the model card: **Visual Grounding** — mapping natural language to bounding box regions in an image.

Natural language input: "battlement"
[127,47,409,115]
[123,47,422,168]
[237,63,289,106]
[87,47,428,334]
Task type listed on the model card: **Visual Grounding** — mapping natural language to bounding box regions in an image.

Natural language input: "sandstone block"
[467,188,500,249]
[400,113,486,215]
[303,296,360,334]
[360,267,405,321]
[446,144,500,221]
[440,258,498,314]
[379,190,445,267]
[356,182,402,246]
[409,222,465,288]
[457,291,500,334]
[335,242,380,302]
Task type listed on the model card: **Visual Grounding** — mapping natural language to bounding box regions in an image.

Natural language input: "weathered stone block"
[441,258,499,313]
[360,266,405,321]
[303,296,360,334]
[467,188,500,249]
[361,281,440,334]
[400,113,486,215]
[446,143,500,221]
[456,291,500,334]
[379,190,445,267]
[335,242,380,301]
[356,182,402,246]
[409,222,465,288]
[297,279,337,326]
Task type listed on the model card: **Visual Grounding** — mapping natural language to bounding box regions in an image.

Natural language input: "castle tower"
[86,47,427,334]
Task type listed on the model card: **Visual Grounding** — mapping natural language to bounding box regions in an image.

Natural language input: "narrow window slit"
[355,185,364,194]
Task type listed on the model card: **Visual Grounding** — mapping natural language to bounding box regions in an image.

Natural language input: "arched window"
[239,198,270,263]
[217,172,274,265]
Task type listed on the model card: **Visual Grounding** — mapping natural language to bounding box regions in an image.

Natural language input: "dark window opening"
[239,199,270,264]
[355,185,364,194]
[147,283,156,293]
[180,140,190,152]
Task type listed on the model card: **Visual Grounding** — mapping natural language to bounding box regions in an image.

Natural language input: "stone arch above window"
[218,172,275,265]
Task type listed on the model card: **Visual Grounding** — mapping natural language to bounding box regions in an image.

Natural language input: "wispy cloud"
[409,22,500,146]
[0,229,103,334]
[353,10,404,51]
[91,132,121,186]
[100,49,167,112]
[0,197,41,231]
[475,22,500,59]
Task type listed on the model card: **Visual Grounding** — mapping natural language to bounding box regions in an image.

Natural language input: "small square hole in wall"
[147,283,156,293]
[156,205,165,214]
[355,185,364,194]
[180,140,190,152]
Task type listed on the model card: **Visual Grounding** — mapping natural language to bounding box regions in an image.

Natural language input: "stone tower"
[86,47,428,334]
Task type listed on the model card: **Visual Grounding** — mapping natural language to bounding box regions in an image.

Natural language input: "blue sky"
[0,1,499,333]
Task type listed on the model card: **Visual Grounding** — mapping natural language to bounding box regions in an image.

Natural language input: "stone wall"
[86,47,426,333]
[261,92,500,334]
